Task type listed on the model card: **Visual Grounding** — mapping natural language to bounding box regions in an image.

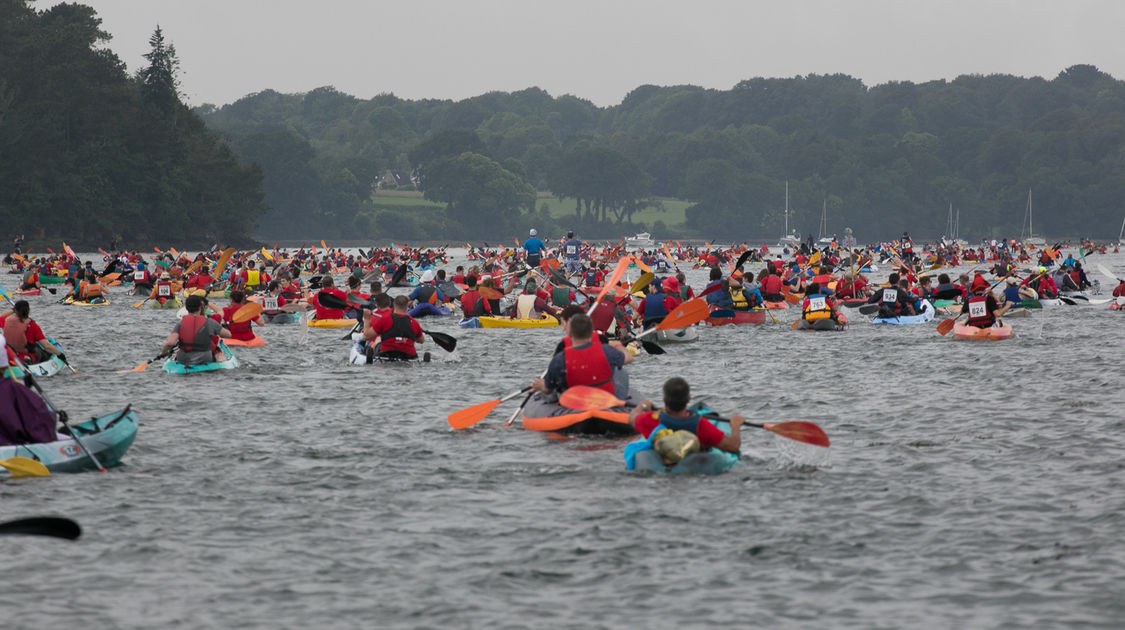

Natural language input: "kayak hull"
[263,312,300,324]
[705,309,766,326]
[627,404,737,475]
[654,326,699,342]
[953,322,1013,340]
[225,335,265,347]
[163,342,239,373]
[63,296,109,306]
[148,297,183,309]
[522,389,640,435]
[306,318,358,329]
[478,313,560,328]
[795,314,848,331]
[0,407,138,474]
[871,300,935,325]
[1,339,66,378]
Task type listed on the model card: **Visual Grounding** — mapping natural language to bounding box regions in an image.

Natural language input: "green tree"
[422,152,534,235]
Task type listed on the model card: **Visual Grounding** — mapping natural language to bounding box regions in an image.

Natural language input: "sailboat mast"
[784,180,789,235]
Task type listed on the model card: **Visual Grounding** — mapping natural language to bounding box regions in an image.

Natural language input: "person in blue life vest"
[523,229,546,267]
[636,278,680,327]
[561,230,583,274]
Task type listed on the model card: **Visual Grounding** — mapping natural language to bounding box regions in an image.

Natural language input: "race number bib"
[808,296,826,311]
[565,245,577,255]
[882,288,898,303]
[157,284,171,296]
[263,297,279,310]
[134,270,144,281]
[968,301,987,318]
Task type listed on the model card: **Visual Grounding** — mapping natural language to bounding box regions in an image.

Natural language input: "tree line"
[0,1,265,248]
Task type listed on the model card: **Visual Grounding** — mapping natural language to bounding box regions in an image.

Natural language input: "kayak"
[478,313,560,328]
[14,288,41,296]
[458,317,481,328]
[764,300,790,309]
[795,313,849,331]
[654,326,700,342]
[1,339,67,378]
[0,406,138,474]
[63,296,109,306]
[347,343,431,365]
[627,404,738,475]
[163,342,239,374]
[225,335,265,347]
[263,312,300,325]
[522,389,640,436]
[407,303,452,318]
[148,297,183,309]
[705,308,766,326]
[39,275,65,285]
[871,300,935,325]
[953,321,1014,341]
[183,288,227,299]
[307,317,358,329]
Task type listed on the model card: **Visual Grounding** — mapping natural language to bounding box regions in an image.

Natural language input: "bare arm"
[714,415,745,454]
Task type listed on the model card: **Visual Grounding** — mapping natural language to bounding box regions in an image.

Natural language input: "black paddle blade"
[317,292,349,310]
[344,293,377,309]
[424,330,457,352]
[640,339,666,355]
[734,250,752,271]
[858,304,879,315]
[388,265,408,288]
[0,516,81,539]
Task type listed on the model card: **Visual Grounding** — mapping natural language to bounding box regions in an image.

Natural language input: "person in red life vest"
[131,261,155,295]
[459,274,494,319]
[1022,267,1058,299]
[161,295,231,365]
[961,274,1009,328]
[760,266,785,303]
[626,377,744,467]
[1113,278,1125,298]
[278,273,304,301]
[344,275,371,320]
[310,276,347,320]
[449,266,466,284]
[636,279,681,327]
[1,300,66,365]
[363,295,424,361]
[222,290,263,342]
[703,251,719,267]
[260,281,291,322]
[183,266,214,292]
[834,271,867,299]
[530,313,630,398]
[552,305,637,359]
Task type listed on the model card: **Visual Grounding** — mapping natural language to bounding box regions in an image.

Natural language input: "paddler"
[0,300,66,365]
[530,313,630,398]
[962,274,1010,328]
[626,377,744,467]
[261,281,290,321]
[150,272,179,305]
[310,276,347,320]
[18,266,40,292]
[132,260,155,295]
[523,228,546,268]
[160,295,231,364]
[509,278,555,319]
[68,270,106,303]
[363,295,424,362]
[407,269,448,317]
[222,290,263,342]
[562,230,583,274]
[867,272,915,317]
[800,282,842,325]
[552,305,635,360]
[636,278,680,327]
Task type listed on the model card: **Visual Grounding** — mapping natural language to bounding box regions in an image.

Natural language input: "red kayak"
[705,307,766,326]
[15,288,42,296]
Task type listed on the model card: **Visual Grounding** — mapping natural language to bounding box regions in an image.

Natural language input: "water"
[3,250,1125,628]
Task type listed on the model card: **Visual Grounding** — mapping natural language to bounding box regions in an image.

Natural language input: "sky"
[49,0,1125,108]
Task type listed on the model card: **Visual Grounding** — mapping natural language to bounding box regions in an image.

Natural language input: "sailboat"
[777,181,801,248]
[946,203,968,247]
[1117,216,1124,248]
[815,199,835,247]
[1021,189,1047,247]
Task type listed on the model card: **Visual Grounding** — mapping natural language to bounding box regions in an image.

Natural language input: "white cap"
[529,229,537,236]
[421,269,435,282]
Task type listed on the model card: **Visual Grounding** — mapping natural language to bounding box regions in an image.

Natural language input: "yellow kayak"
[478,313,560,328]
[182,288,226,299]
[306,317,357,329]
[63,296,110,306]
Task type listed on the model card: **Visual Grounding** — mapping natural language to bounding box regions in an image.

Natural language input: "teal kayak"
[626,404,739,475]
[163,342,239,374]
[1,338,67,378]
[0,406,138,474]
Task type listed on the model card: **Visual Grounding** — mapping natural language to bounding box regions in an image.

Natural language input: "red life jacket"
[178,315,210,352]
[589,300,618,333]
[461,290,487,315]
[563,343,614,394]
[761,275,783,296]
[966,295,994,328]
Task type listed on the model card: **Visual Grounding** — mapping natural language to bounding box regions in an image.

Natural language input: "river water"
[3,248,1125,629]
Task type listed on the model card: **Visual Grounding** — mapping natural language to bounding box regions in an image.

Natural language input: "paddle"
[447,386,532,429]
[388,264,409,288]
[230,302,264,323]
[117,347,175,374]
[1097,263,1122,285]
[635,298,710,339]
[10,355,106,472]
[326,292,457,352]
[557,386,830,447]
[0,456,51,478]
[0,516,80,539]
[937,273,1013,335]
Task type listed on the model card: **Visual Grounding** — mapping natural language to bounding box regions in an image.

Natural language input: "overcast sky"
[56,0,1125,108]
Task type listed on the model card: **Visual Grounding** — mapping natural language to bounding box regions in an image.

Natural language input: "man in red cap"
[962,274,1010,328]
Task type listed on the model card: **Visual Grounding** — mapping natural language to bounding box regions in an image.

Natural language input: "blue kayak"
[458,317,481,328]
[0,406,138,474]
[871,299,935,325]
[163,342,239,374]
[626,404,739,475]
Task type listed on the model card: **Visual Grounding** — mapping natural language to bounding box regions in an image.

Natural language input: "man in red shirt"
[364,295,424,361]
[0,300,65,364]
[627,377,744,459]
[311,276,348,320]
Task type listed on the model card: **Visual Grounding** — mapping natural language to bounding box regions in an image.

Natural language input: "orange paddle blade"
[321,240,327,250]
[232,302,263,323]
[478,286,503,300]
[632,257,653,274]
[153,247,162,253]
[447,399,503,429]
[791,318,802,329]
[655,298,710,330]
[785,292,801,305]
[213,248,235,275]
[592,257,631,308]
[937,317,957,336]
[764,421,830,447]
[558,386,625,411]
[170,247,180,258]
[185,260,202,275]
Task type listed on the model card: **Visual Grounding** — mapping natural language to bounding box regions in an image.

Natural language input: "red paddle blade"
[936,318,957,336]
[591,257,631,308]
[558,385,625,411]
[763,421,831,447]
[448,399,503,429]
[655,298,709,330]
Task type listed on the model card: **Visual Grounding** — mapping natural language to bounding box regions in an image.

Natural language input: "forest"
[5,0,1125,245]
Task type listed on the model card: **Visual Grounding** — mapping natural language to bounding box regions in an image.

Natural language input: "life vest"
[516,294,538,319]
[245,269,261,288]
[1002,285,1022,304]
[461,290,482,315]
[223,304,255,340]
[3,316,29,353]
[966,295,994,327]
[584,269,599,286]
[761,275,783,296]
[416,285,438,305]
[589,300,618,333]
[563,343,614,394]
[879,287,901,315]
[382,313,417,343]
[178,315,209,352]
[803,294,832,321]
[79,281,104,299]
[623,411,704,470]
[642,292,668,320]
[729,288,749,311]
[551,287,571,307]
[156,281,172,297]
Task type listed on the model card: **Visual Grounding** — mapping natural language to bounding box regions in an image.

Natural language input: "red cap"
[971,274,990,291]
